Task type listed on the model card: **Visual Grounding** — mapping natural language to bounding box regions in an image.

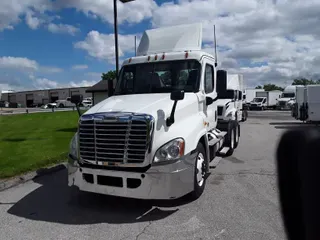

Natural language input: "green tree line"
[255,78,320,91]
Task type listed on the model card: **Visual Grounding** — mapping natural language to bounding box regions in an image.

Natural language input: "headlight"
[153,138,185,164]
[69,133,79,160]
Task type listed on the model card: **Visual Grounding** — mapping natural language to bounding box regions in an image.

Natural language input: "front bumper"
[68,152,196,200]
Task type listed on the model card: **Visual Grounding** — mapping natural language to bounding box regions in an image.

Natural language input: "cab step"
[218,147,230,156]
[209,156,222,169]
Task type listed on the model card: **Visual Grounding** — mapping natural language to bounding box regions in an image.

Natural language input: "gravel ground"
[0,111,294,240]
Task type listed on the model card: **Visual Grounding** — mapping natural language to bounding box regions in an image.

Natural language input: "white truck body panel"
[307,85,320,121]
[294,86,306,120]
[256,91,282,106]
[244,89,264,103]
[137,23,202,56]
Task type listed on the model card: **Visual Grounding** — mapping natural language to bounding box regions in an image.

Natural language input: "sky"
[0,0,320,91]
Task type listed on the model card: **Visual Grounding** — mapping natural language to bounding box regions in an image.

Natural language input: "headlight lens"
[153,138,185,164]
[69,133,78,159]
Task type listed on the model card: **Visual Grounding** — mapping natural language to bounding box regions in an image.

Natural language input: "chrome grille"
[78,113,154,165]
[279,101,286,106]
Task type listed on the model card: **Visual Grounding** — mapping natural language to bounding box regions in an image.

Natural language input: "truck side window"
[239,91,242,100]
[263,99,266,103]
[205,64,214,93]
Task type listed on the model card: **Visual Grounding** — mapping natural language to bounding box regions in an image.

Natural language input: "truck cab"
[276,85,300,110]
[68,23,241,200]
[216,74,246,122]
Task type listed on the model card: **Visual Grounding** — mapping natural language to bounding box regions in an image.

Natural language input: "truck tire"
[234,122,240,148]
[190,142,207,200]
[59,103,64,108]
[225,120,236,156]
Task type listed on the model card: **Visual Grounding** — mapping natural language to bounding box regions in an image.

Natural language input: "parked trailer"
[67,23,241,200]
[293,85,320,122]
[243,88,265,104]
[250,91,282,110]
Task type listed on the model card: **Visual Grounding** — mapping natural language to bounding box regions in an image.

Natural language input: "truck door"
[202,60,216,129]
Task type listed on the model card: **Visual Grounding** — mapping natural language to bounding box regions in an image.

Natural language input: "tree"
[263,84,284,91]
[292,78,318,86]
[255,84,283,91]
[101,70,116,81]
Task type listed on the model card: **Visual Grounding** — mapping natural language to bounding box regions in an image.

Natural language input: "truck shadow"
[7,168,191,225]
[269,121,317,129]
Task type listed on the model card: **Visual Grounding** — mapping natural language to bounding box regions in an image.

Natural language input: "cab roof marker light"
[161,53,165,60]
[155,55,158,60]
[128,58,132,63]
[147,56,151,61]
[185,51,189,59]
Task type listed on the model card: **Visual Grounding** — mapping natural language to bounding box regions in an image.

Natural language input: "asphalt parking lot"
[0,111,297,240]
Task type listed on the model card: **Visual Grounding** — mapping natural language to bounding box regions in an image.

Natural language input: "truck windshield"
[114,60,201,95]
[218,90,235,99]
[281,93,295,98]
[253,97,264,102]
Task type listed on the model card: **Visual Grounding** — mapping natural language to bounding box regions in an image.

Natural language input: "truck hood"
[84,93,196,118]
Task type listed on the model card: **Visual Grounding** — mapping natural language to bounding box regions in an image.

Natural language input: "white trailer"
[293,85,320,122]
[250,91,282,110]
[243,88,264,104]
[67,23,242,200]
[216,73,247,122]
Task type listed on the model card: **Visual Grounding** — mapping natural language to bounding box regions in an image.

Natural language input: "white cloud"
[47,23,80,35]
[0,56,63,74]
[33,77,59,89]
[0,0,51,31]
[69,80,98,87]
[0,56,38,71]
[151,0,320,86]
[72,64,88,70]
[55,0,157,25]
[74,31,136,63]
[25,10,42,29]
[32,78,97,90]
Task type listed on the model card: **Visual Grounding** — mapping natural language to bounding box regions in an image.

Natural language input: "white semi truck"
[217,74,247,122]
[68,23,241,200]
[276,85,301,110]
[250,90,282,110]
[292,85,320,122]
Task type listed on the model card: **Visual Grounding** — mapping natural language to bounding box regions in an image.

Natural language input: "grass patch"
[0,111,81,179]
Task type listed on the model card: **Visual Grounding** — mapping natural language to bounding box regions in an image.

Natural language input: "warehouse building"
[1,87,92,107]
[86,79,116,106]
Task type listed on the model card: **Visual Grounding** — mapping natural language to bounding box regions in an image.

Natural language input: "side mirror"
[70,95,83,105]
[170,90,185,101]
[206,96,214,106]
[167,90,185,127]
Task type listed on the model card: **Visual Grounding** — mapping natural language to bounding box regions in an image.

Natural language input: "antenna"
[134,35,137,56]
[214,25,218,67]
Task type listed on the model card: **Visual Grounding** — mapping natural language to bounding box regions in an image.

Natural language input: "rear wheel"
[234,123,240,148]
[225,121,236,156]
[190,142,207,200]
[59,103,64,108]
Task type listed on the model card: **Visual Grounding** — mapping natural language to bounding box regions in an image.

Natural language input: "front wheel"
[59,103,64,108]
[190,142,207,200]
